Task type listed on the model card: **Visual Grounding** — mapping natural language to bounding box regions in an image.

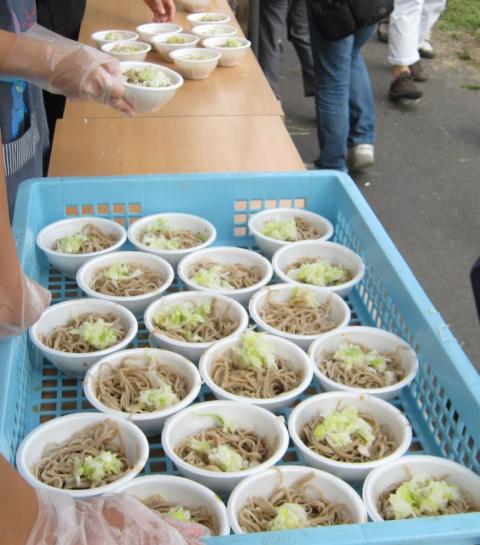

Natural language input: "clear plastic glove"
[28,490,209,545]
[0,274,51,338]
[144,0,176,22]
[0,25,132,115]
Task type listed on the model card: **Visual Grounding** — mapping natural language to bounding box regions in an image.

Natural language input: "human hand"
[143,0,176,22]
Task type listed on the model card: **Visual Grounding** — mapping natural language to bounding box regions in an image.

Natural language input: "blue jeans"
[308,19,376,171]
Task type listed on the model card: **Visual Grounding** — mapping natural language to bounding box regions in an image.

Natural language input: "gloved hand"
[0,274,51,338]
[144,0,176,22]
[27,490,209,545]
[0,25,132,115]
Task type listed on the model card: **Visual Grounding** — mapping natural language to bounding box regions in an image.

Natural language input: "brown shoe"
[409,61,428,82]
[388,72,423,101]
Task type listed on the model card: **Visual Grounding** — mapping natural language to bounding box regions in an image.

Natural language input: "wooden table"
[48,116,304,176]
[63,0,283,119]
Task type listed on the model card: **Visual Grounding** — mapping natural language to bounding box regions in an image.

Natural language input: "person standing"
[258,0,315,98]
[388,0,447,101]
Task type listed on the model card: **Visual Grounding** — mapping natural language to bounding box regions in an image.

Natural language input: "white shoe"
[419,40,434,58]
[348,144,374,171]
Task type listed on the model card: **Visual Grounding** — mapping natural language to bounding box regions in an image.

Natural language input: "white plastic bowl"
[199,333,313,411]
[181,0,211,13]
[16,412,149,499]
[76,251,174,317]
[178,246,273,306]
[202,37,251,67]
[169,47,220,80]
[135,23,182,43]
[162,400,290,493]
[36,217,126,278]
[227,465,367,534]
[288,391,412,483]
[101,40,151,61]
[128,212,216,266]
[192,24,237,42]
[248,208,334,259]
[121,61,184,114]
[272,240,365,297]
[115,474,230,535]
[91,29,139,48]
[29,298,138,377]
[144,291,249,362]
[363,455,480,521]
[249,284,351,350]
[187,12,231,27]
[151,33,199,62]
[309,326,419,401]
[84,348,201,435]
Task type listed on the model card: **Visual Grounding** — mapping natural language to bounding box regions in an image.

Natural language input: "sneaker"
[377,18,389,43]
[347,144,374,171]
[419,40,434,59]
[409,60,428,82]
[388,72,423,101]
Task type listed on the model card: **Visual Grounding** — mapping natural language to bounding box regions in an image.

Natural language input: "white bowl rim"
[91,29,139,41]
[177,246,273,295]
[162,400,290,479]
[83,347,202,422]
[272,240,366,292]
[199,333,313,404]
[151,32,199,44]
[29,298,138,359]
[136,22,183,33]
[309,326,420,395]
[16,412,149,496]
[249,284,351,341]
[121,61,184,91]
[101,41,152,54]
[127,212,217,255]
[202,37,252,50]
[169,47,221,62]
[36,216,127,257]
[144,291,249,349]
[76,250,175,303]
[192,24,237,35]
[288,391,413,470]
[187,12,231,22]
[248,207,335,244]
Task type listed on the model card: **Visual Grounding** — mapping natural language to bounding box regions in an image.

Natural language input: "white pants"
[388,0,447,66]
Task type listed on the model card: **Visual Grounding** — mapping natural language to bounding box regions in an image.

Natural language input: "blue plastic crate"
[1,171,479,545]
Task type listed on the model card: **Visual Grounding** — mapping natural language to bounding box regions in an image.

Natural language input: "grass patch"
[439,0,480,33]
[462,83,480,91]
[458,46,472,60]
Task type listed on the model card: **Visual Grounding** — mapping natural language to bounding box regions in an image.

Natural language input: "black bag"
[308,0,394,41]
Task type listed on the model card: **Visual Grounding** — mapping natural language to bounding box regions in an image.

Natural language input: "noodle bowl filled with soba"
[36,217,127,278]
[84,348,202,434]
[249,284,351,350]
[248,207,334,259]
[363,455,480,521]
[144,291,249,361]
[115,474,230,535]
[77,251,174,316]
[199,329,313,411]
[309,327,419,401]
[288,392,412,482]
[178,246,273,305]
[128,212,216,266]
[227,465,367,534]
[29,298,138,377]
[272,240,365,297]
[161,400,289,492]
[16,412,149,498]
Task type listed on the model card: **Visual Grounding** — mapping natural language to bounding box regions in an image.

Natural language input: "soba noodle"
[33,420,131,489]
[261,217,321,242]
[91,262,164,297]
[238,471,351,532]
[42,313,125,353]
[153,299,238,343]
[139,218,206,250]
[188,260,262,290]
[318,343,405,389]
[54,224,117,254]
[93,354,188,413]
[302,406,397,463]
[259,288,335,335]
[284,257,352,287]
[142,495,217,534]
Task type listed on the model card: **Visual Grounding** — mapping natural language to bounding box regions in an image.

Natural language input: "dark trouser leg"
[287,0,315,97]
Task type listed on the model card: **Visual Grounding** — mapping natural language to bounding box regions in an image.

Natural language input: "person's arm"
[143,0,176,22]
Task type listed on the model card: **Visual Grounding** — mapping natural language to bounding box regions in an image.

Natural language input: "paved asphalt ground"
[275,34,480,368]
